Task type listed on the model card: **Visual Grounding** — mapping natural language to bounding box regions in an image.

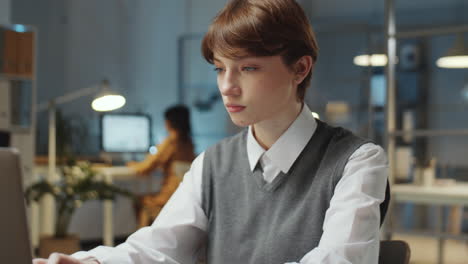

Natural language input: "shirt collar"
[246,104,317,173]
[247,126,265,171]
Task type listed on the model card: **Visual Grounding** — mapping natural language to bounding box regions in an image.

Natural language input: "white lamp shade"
[436,55,468,68]
[353,54,388,67]
[436,34,468,69]
[91,94,126,112]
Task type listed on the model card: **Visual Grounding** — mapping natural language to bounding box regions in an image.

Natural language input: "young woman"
[34,0,388,263]
[127,105,195,228]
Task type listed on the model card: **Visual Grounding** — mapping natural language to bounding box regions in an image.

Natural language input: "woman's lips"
[226,104,246,113]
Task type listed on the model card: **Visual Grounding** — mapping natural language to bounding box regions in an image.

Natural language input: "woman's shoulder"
[205,129,248,156]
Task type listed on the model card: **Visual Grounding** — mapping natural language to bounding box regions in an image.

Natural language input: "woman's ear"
[293,55,313,84]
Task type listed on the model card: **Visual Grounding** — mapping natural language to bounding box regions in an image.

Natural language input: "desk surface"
[392,183,468,206]
[34,165,138,180]
[94,166,136,180]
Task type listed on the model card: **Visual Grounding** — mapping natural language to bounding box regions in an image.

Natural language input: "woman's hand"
[127,161,152,177]
[33,253,99,264]
[127,162,146,176]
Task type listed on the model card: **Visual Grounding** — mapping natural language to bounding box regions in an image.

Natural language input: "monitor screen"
[100,114,151,153]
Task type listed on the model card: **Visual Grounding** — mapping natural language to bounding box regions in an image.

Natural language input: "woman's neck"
[168,129,179,139]
[253,102,302,150]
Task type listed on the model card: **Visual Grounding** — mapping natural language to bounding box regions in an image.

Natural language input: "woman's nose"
[219,71,241,97]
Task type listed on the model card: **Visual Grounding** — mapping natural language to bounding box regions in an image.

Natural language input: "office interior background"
[1,0,468,263]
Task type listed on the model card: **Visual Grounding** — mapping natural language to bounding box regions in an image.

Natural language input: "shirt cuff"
[71,246,126,264]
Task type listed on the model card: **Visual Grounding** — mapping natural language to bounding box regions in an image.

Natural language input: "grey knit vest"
[201,120,370,264]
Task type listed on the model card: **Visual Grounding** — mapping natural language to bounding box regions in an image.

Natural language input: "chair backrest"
[0,148,33,263]
[380,180,390,226]
[378,240,411,264]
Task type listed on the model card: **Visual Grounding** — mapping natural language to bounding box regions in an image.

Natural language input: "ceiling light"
[436,34,468,69]
[353,54,388,67]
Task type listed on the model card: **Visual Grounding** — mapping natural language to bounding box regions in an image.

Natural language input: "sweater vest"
[201,120,370,264]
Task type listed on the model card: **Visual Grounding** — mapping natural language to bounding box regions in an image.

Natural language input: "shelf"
[389,129,468,138]
[0,73,34,81]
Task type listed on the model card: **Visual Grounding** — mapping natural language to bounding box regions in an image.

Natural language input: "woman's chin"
[229,116,251,127]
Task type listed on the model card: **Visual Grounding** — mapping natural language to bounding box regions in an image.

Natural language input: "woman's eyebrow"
[213,58,224,64]
[214,57,235,65]
[214,56,260,65]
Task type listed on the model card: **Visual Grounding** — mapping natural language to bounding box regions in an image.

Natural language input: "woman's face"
[214,54,299,127]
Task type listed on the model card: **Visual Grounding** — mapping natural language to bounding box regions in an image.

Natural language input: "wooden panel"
[1,30,34,77]
[0,29,4,72]
[17,32,34,77]
[2,29,18,74]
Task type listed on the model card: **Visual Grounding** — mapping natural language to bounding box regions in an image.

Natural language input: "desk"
[391,183,468,264]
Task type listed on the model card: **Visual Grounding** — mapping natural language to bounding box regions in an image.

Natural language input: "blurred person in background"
[127,104,195,227]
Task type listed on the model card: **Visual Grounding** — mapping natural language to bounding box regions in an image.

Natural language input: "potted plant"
[25,159,134,257]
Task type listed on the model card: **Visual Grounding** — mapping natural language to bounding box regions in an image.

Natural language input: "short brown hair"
[201,0,319,101]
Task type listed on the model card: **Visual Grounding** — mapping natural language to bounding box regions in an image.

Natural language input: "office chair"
[378,240,411,264]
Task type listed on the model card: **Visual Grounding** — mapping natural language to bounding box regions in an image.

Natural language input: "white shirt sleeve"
[287,143,388,264]
[72,152,208,264]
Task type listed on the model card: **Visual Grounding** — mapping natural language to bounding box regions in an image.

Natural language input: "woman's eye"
[214,67,224,73]
[242,66,257,72]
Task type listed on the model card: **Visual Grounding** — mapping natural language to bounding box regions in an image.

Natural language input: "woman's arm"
[288,143,388,264]
[128,137,176,175]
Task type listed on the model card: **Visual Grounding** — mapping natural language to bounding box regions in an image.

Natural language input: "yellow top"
[128,134,194,205]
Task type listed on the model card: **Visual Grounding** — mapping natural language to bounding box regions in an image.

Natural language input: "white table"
[391,183,468,264]
[94,166,138,246]
[392,183,468,206]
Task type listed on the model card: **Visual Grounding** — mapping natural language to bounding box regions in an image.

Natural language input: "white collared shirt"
[74,105,388,264]
[247,104,318,183]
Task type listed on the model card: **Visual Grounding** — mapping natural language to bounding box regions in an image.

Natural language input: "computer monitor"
[0,148,33,262]
[100,113,152,153]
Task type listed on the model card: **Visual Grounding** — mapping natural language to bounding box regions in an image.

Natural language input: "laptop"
[0,148,33,262]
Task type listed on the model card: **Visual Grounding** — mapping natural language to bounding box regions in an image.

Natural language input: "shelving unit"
[384,1,468,264]
[384,0,468,194]
[0,24,38,248]
[0,24,36,179]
